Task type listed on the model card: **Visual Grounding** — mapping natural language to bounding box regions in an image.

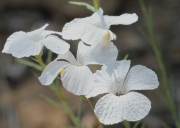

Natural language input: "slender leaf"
[46,50,53,64]
[155,90,168,106]
[161,122,171,128]
[40,94,68,113]
[77,97,83,119]
[69,1,95,12]
[88,125,93,128]
[123,54,129,60]
[123,121,131,128]
[15,58,43,71]
[141,123,145,128]
[133,121,141,128]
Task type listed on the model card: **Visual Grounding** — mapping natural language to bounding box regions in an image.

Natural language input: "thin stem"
[52,82,81,128]
[77,97,83,119]
[86,98,103,128]
[139,0,180,127]
[93,0,100,11]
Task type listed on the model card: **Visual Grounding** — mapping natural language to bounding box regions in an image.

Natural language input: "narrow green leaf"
[77,97,83,119]
[46,50,53,64]
[155,90,168,106]
[161,122,171,128]
[123,121,131,128]
[133,121,141,128]
[141,123,145,128]
[40,94,68,113]
[69,1,95,12]
[88,125,93,128]
[15,58,43,71]
[137,27,151,44]
[123,54,129,60]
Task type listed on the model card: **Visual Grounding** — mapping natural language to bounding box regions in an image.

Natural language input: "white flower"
[86,60,159,125]
[62,8,138,45]
[2,24,70,58]
[38,34,118,95]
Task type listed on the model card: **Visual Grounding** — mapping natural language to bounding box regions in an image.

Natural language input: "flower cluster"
[2,8,159,125]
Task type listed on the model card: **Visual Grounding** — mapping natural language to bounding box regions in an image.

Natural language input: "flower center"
[76,62,82,66]
[115,89,123,96]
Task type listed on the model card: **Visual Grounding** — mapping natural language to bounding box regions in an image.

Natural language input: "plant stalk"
[139,0,180,127]
[93,0,100,11]
[86,98,103,128]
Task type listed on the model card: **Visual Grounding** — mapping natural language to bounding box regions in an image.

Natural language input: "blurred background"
[0,0,180,128]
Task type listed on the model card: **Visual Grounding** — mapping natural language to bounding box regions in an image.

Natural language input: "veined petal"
[4,32,42,58]
[62,18,108,45]
[38,61,69,85]
[61,65,93,95]
[86,67,116,98]
[123,65,159,94]
[113,60,130,89]
[94,92,151,125]
[104,13,138,27]
[55,51,77,65]
[41,30,62,38]
[41,35,70,54]
[27,24,48,41]
[83,8,107,29]
[77,33,118,65]
[2,31,25,53]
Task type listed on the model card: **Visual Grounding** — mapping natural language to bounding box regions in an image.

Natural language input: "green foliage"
[69,1,95,12]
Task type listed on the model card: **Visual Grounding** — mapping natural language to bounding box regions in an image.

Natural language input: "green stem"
[86,98,103,128]
[93,0,100,11]
[34,55,46,68]
[77,97,83,119]
[52,82,81,128]
[139,0,180,127]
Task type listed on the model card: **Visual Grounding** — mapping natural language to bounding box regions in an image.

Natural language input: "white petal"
[55,51,77,65]
[27,24,48,41]
[104,13,138,27]
[62,18,108,45]
[77,35,118,65]
[86,67,115,98]
[38,61,69,85]
[2,31,24,53]
[94,92,151,125]
[122,92,151,121]
[113,60,130,89]
[41,30,62,38]
[123,65,159,94]
[41,35,70,54]
[61,65,93,95]
[83,8,107,29]
[5,32,42,58]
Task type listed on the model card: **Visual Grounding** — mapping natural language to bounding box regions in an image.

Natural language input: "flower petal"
[94,92,151,125]
[61,65,93,95]
[41,35,70,54]
[3,32,42,58]
[41,30,62,38]
[2,31,24,53]
[77,35,118,65]
[38,61,69,85]
[83,8,107,29]
[62,18,108,45]
[27,24,48,41]
[55,51,77,65]
[104,13,138,27]
[113,60,130,89]
[123,65,159,94]
[86,67,116,98]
